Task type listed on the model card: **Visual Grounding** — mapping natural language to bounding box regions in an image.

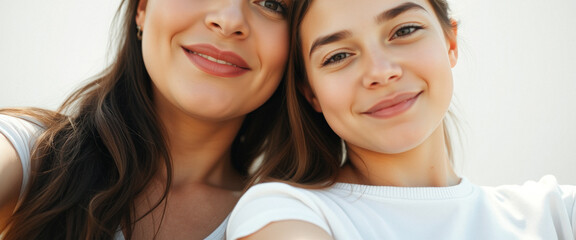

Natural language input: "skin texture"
[245,0,459,238]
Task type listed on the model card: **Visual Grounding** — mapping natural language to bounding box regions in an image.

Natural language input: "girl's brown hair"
[1,0,282,239]
[252,0,457,187]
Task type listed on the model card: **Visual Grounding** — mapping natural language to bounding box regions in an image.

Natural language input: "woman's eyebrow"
[309,30,351,57]
[376,2,428,24]
[308,2,427,58]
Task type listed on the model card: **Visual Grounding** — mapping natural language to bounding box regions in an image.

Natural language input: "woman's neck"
[340,125,459,187]
[156,105,246,191]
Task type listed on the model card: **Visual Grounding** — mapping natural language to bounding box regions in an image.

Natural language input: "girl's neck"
[339,125,459,187]
[155,104,246,191]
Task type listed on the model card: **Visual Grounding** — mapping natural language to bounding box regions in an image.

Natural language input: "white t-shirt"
[0,114,43,198]
[0,114,227,240]
[228,176,576,240]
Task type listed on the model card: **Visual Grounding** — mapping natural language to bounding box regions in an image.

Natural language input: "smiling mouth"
[363,91,422,118]
[182,44,251,78]
[183,49,247,69]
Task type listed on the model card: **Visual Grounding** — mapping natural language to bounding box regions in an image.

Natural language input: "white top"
[228,176,576,240]
[0,114,42,198]
[113,218,228,240]
[113,219,228,240]
[0,114,227,240]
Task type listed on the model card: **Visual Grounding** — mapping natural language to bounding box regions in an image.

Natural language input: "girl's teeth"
[195,52,236,67]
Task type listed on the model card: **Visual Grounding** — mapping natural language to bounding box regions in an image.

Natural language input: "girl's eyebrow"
[308,2,427,58]
[309,31,351,57]
[376,2,427,24]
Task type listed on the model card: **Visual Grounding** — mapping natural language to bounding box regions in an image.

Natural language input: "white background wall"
[448,0,576,185]
[1,0,575,186]
[0,0,118,109]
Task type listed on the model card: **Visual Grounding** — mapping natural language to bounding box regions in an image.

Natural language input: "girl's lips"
[363,91,422,118]
[183,44,250,78]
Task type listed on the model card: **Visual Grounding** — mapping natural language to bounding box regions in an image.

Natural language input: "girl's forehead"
[302,0,434,28]
[300,0,436,42]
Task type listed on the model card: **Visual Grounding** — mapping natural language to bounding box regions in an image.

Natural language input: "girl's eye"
[322,52,351,66]
[258,0,287,14]
[392,25,422,39]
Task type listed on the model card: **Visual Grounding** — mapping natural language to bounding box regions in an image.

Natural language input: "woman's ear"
[298,82,322,113]
[135,0,148,28]
[448,19,459,68]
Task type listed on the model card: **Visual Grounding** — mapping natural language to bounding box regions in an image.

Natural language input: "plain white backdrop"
[1,0,575,186]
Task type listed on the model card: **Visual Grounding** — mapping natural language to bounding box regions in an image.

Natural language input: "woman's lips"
[363,91,422,118]
[183,44,250,78]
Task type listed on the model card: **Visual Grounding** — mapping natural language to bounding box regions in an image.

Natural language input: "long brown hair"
[1,0,282,239]
[251,0,457,188]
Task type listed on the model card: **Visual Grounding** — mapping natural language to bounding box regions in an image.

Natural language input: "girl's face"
[136,0,290,122]
[301,0,458,155]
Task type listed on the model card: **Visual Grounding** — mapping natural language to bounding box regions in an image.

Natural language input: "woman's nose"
[205,0,250,39]
[362,52,402,89]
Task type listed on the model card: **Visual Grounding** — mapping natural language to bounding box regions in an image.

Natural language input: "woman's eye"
[258,0,287,14]
[322,52,351,66]
[392,25,422,39]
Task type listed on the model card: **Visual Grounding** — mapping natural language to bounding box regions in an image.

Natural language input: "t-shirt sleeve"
[226,182,332,240]
[0,114,43,198]
[558,183,576,237]
[537,175,576,237]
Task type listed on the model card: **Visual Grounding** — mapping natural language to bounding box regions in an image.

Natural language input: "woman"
[0,0,292,239]
[227,0,576,239]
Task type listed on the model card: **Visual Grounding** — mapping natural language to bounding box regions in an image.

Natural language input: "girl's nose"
[362,52,402,89]
[205,0,250,39]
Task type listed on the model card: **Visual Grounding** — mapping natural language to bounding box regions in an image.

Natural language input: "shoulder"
[0,131,21,193]
[484,175,576,199]
[0,114,43,160]
[0,121,25,230]
[0,114,44,150]
[236,182,332,207]
[0,114,44,204]
[0,115,37,190]
[481,175,576,221]
[235,220,332,240]
[242,182,317,197]
[0,114,43,175]
[233,182,327,215]
[235,182,337,215]
[227,182,333,240]
[524,176,576,214]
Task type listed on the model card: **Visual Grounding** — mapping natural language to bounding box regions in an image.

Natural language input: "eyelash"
[322,52,353,67]
[320,24,423,67]
[257,0,288,15]
[391,24,423,39]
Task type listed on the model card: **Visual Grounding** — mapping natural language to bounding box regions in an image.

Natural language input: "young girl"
[0,0,292,239]
[226,0,576,239]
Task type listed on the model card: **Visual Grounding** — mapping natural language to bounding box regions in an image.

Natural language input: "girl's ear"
[298,82,322,113]
[135,0,148,28]
[448,19,459,68]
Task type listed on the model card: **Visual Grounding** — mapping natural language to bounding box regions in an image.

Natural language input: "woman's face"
[135,0,290,122]
[300,0,458,155]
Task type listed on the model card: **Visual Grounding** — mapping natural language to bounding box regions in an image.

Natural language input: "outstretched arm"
[240,220,332,240]
[0,133,23,232]
[227,182,337,240]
